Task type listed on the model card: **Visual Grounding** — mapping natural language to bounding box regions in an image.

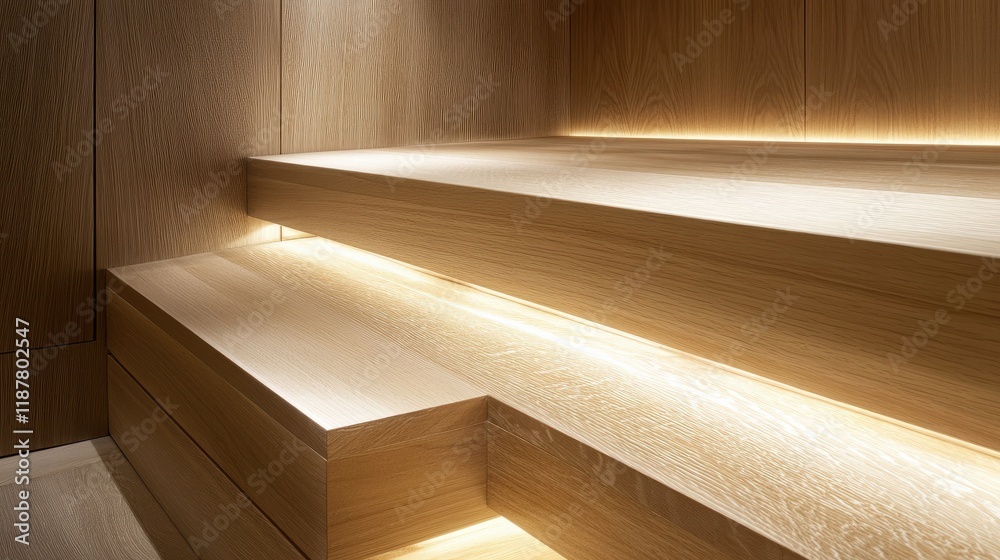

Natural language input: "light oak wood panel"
[96,0,280,270]
[489,425,729,560]
[109,358,306,560]
[247,138,1000,451]
[368,517,564,560]
[0,437,196,559]
[571,0,805,139]
[108,263,491,558]
[0,0,93,352]
[489,401,803,560]
[110,238,1000,559]
[282,0,569,153]
[107,293,327,559]
[1,342,106,457]
[106,261,486,454]
[329,425,492,559]
[806,0,1000,143]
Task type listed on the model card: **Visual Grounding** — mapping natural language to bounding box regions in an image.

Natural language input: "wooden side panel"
[108,358,305,560]
[328,425,493,559]
[0,342,105,457]
[0,437,197,559]
[282,0,569,153]
[488,401,804,560]
[96,0,281,269]
[488,425,731,560]
[571,0,805,139]
[107,293,327,559]
[806,0,1000,143]
[0,0,94,352]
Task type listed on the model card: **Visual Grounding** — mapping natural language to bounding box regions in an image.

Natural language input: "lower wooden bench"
[107,238,1000,560]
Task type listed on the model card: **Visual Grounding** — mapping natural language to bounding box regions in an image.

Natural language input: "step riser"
[108,360,305,559]
[488,402,805,560]
[108,292,329,558]
[249,166,1000,452]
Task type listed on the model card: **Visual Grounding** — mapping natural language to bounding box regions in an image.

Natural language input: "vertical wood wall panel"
[0,0,94,352]
[282,0,570,153]
[805,0,1000,143]
[1,342,106,456]
[96,0,281,269]
[571,0,805,139]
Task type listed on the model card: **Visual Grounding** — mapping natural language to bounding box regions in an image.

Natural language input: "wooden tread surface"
[108,238,1000,559]
[252,136,1000,255]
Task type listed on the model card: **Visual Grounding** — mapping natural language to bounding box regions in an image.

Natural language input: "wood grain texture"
[571,0,804,139]
[368,517,563,560]
[248,138,1000,452]
[0,0,94,352]
[806,0,1000,143]
[328,425,492,559]
[108,358,306,560]
[95,0,280,269]
[489,425,731,560]
[108,266,491,558]
[107,293,327,559]
[105,262,486,453]
[0,342,106,457]
[108,238,1000,559]
[0,437,196,560]
[488,401,804,560]
[282,0,569,153]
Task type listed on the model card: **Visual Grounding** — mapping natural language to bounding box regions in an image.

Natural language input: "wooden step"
[0,437,196,559]
[248,137,1000,453]
[107,274,492,558]
[108,238,1000,560]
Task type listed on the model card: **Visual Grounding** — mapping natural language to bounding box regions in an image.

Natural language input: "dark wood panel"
[572,0,805,139]
[0,0,94,352]
[96,0,281,269]
[806,0,1000,143]
[282,0,569,153]
[0,342,106,457]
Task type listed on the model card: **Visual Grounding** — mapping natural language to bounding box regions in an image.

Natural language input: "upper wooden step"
[110,238,1000,560]
[248,137,1000,453]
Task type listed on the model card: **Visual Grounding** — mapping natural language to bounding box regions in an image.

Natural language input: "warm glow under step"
[369,517,563,560]
[247,137,1000,453]
[108,238,1000,559]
